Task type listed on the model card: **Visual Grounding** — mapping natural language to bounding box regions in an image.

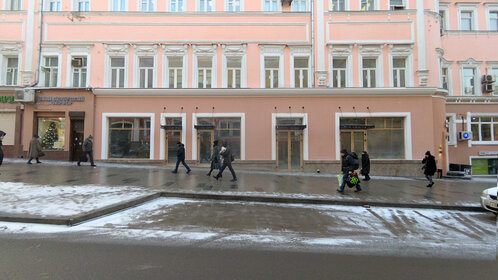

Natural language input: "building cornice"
[446,96,498,104]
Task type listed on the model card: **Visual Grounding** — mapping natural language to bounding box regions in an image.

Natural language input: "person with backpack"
[213,140,237,182]
[172,142,191,174]
[422,151,437,188]
[337,149,361,193]
[361,151,371,181]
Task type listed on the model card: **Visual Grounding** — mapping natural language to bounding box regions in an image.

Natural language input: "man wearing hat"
[172,142,191,174]
[27,135,43,164]
[78,135,96,167]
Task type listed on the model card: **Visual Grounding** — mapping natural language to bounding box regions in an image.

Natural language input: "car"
[480,186,498,215]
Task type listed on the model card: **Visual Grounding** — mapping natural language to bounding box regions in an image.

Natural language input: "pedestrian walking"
[422,151,437,188]
[361,151,371,181]
[27,135,43,164]
[213,141,237,182]
[206,140,221,177]
[0,130,6,167]
[337,149,361,193]
[172,142,191,174]
[78,135,96,167]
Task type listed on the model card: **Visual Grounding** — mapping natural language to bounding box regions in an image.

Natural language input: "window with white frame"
[264,0,279,12]
[490,11,498,31]
[199,0,214,11]
[110,57,125,88]
[291,0,308,12]
[139,0,155,11]
[170,0,184,12]
[330,0,345,11]
[226,0,241,11]
[46,0,61,11]
[460,11,474,31]
[167,56,183,89]
[71,57,88,88]
[471,116,498,142]
[439,10,446,33]
[490,68,498,95]
[6,0,21,10]
[197,56,213,88]
[42,57,59,87]
[111,0,127,11]
[361,0,374,11]
[362,58,377,88]
[392,58,407,87]
[293,57,309,88]
[441,67,449,90]
[4,57,18,86]
[265,57,280,88]
[139,57,154,88]
[389,0,404,10]
[462,67,476,95]
[74,0,90,11]
[226,57,242,88]
[332,58,347,88]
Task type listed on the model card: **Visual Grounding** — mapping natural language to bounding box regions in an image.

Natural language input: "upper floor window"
[490,11,498,31]
[490,68,498,96]
[291,0,308,12]
[293,57,309,88]
[226,0,241,12]
[361,0,374,11]
[74,0,90,12]
[4,57,18,86]
[264,0,279,12]
[199,0,214,11]
[332,58,347,88]
[170,0,184,12]
[46,0,61,11]
[139,0,155,11]
[112,0,127,11]
[110,57,125,88]
[42,57,59,87]
[362,58,377,88]
[460,11,474,31]
[439,10,446,33]
[197,56,213,88]
[392,58,407,87]
[167,56,183,89]
[6,0,22,10]
[226,57,242,88]
[139,57,154,88]
[265,57,280,88]
[389,0,404,10]
[330,0,345,11]
[71,57,88,88]
[462,67,476,95]
[471,116,498,143]
[441,67,449,90]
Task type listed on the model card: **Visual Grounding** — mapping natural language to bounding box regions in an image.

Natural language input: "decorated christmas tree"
[41,122,58,149]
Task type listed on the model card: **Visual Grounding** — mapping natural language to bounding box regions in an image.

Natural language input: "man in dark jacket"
[0,130,6,167]
[207,140,221,176]
[213,141,237,182]
[172,142,191,174]
[337,149,361,193]
[78,135,96,167]
[361,151,371,181]
[422,151,437,188]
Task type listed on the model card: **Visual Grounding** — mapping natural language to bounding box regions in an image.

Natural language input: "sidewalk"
[0,160,495,225]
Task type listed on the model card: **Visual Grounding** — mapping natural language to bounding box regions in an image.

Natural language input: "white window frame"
[66,46,91,88]
[40,46,62,88]
[329,45,353,88]
[457,4,479,31]
[44,0,62,11]
[168,0,186,12]
[69,56,88,88]
[439,3,450,32]
[487,62,498,96]
[1,56,19,86]
[389,0,407,11]
[486,4,498,31]
[440,58,453,95]
[222,44,247,88]
[271,113,309,161]
[133,45,158,88]
[109,0,128,11]
[359,45,383,88]
[197,0,215,12]
[459,58,481,96]
[109,57,127,88]
[389,45,414,87]
[166,57,184,88]
[101,113,156,160]
[469,114,498,144]
[290,46,311,89]
[72,0,91,11]
[193,45,217,89]
[163,44,188,88]
[260,45,284,88]
[329,0,348,11]
[0,44,22,86]
[446,113,457,146]
[5,0,22,10]
[359,0,378,11]
[159,113,187,161]
[225,0,243,12]
[104,44,129,88]
[291,0,309,12]
[191,113,246,161]
[137,0,156,11]
[262,0,281,12]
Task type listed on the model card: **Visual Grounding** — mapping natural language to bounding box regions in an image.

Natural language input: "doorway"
[70,119,84,161]
[165,130,182,165]
[197,130,214,164]
[340,130,366,155]
[277,130,303,170]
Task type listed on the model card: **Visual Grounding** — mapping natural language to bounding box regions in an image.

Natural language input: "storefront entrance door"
[198,130,214,164]
[340,131,366,155]
[277,130,303,170]
[70,119,84,161]
[165,130,182,165]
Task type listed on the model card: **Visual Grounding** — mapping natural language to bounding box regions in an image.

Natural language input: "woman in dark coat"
[207,140,221,176]
[0,130,5,167]
[422,151,437,188]
[361,151,371,181]
[27,135,43,164]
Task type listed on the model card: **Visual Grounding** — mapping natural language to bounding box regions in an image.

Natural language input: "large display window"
[37,115,66,150]
[109,117,151,158]
[197,118,241,163]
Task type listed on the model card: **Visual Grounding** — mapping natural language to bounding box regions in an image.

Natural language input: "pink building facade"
[0,0,497,176]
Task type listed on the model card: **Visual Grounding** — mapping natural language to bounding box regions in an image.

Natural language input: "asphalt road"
[0,237,495,280]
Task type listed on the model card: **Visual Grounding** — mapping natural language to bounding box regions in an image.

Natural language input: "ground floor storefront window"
[472,158,498,175]
[196,117,241,163]
[37,114,66,150]
[340,117,405,159]
[109,117,150,158]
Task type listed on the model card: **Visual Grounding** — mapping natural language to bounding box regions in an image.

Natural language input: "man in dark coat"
[337,149,361,193]
[422,151,437,187]
[27,135,43,164]
[0,130,5,167]
[207,140,221,176]
[172,142,191,174]
[361,151,371,181]
[78,135,96,167]
[213,141,237,182]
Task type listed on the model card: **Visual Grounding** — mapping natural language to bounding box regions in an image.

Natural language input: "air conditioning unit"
[458,131,472,141]
[464,87,473,94]
[71,57,83,68]
[482,75,495,84]
[483,83,496,93]
[14,88,35,103]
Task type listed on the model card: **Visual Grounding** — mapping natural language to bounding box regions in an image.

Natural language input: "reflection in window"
[197,118,241,159]
[38,117,66,150]
[109,117,151,158]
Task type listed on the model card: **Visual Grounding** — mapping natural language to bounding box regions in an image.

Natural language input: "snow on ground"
[0,182,152,218]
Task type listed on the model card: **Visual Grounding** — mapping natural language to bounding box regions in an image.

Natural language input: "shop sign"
[478,151,498,156]
[39,97,85,105]
[0,96,15,104]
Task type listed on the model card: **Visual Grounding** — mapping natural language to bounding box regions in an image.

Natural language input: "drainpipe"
[31,0,44,87]
[310,0,315,87]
